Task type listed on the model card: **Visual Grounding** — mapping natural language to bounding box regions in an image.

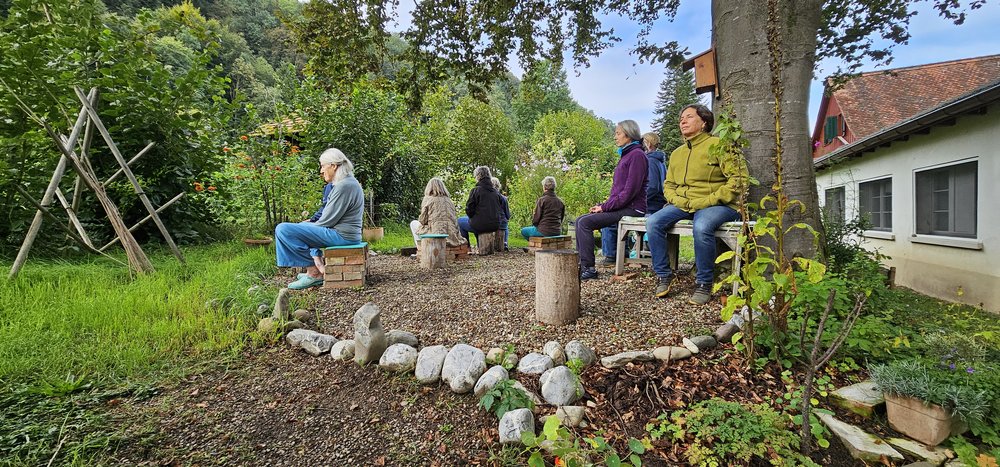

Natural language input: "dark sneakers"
[654,275,676,298]
[689,282,713,305]
[580,267,599,280]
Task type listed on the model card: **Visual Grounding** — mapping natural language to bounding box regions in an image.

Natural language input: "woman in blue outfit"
[275,148,364,290]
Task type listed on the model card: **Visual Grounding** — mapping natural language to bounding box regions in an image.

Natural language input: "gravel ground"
[307,250,722,356]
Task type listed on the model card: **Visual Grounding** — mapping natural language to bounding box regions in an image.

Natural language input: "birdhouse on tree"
[682,48,720,97]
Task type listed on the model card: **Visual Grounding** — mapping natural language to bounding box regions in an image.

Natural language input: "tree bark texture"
[534,250,581,325]
[477,230,504,255]
[712,0,825,259]
[419,236,447,269]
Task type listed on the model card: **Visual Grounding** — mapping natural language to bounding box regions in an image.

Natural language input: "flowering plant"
[216,114,319,238]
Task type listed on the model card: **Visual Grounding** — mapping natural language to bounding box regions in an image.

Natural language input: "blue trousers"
[275,222,352,267]
[600,205,661,258]
[459,216,508,246]
[520,226,545,239]
[646,205,739,285]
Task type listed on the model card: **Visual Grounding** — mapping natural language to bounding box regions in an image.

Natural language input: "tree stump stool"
[323,242,368,289]
[476,230,504,255]
[419,234,448,269]
[534,249,580,325]
[526,235,572,255]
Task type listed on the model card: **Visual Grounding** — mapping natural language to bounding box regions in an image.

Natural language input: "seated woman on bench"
[647,104,748,304]
[521,176,565,239]
[275,148,364,290]
[409,177,467,248]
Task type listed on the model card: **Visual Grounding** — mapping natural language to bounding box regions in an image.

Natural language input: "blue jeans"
[646,205,739,285]
[459,216,508,246]
[521,226,544,239]
[275,222,353,267]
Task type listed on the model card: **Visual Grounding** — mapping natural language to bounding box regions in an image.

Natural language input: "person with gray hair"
[576,120,648,280]
[458,166,505,247]
[275,147,364,289]
[521,175,565,239]
[409,177,466,247]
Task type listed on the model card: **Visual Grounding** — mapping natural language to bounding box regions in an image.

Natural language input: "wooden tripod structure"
[7,87,186,279]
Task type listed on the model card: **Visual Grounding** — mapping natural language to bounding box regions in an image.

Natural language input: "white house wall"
[815,104,999,313]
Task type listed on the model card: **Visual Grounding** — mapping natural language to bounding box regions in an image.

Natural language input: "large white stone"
[474,365,509,398]
[518,353,554,374]
[386,330,419,347]
[441,344,486,393]
[379,344,418,372]
[330,339,355,360]
[415,345,449,384]
[353,303,387,365]
[831,381,884,418]
[540,366,583,406]
[600,351,654,369]
[887,437,953,465]
[285,328,319,348]
[816,412,903,463]
[543,341,566,366]
[652,346,692,361]
[498,408,535,444]
[564,340,596,366]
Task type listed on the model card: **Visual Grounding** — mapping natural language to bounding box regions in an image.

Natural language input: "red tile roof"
[831,54,1000,140]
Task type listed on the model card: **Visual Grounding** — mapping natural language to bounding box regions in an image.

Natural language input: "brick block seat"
[323,242,368,289]
[527,235,572,255]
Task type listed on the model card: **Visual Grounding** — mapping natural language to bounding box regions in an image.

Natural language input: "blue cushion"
[324,242,368,250]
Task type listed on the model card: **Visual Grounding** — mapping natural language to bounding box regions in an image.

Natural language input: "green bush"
[647,398,818,466]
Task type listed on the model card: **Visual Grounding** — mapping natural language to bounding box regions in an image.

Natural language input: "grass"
[0,242,279,465]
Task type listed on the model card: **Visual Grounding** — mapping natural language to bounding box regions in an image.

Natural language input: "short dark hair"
[681,104,715,133]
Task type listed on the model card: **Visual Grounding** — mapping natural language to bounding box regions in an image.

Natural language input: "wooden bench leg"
[667,233,679,272]
[615,226,627,275]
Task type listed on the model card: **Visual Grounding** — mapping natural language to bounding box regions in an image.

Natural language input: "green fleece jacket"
[663,132,748,212]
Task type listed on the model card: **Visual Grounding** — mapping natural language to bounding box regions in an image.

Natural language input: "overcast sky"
[389,3,1000,135]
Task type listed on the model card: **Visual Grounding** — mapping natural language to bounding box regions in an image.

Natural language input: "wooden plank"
[74,86,185,264]
[324,247,366,257]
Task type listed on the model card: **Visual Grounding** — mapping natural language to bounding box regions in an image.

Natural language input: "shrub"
[478,379,534,419]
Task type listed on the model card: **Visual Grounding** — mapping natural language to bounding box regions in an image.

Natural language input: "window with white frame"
[824,186,846,223]
[859,177,892,231]
[915,161,977,238]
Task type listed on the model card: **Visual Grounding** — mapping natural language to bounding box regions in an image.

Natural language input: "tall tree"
[651,64,699,153]
[511,60,579,136]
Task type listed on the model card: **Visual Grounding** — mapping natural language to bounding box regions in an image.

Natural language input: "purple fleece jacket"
[600,142,649,213]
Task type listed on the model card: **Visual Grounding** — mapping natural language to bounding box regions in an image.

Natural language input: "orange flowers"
[240,135,248,141]
[194,182,204,192]
[223,146,231,152]
[207,186,216,192]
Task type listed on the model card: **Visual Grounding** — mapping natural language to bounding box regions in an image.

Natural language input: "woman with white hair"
[521,176,565,239]
[409,177,466,247]
[275,148,364,289]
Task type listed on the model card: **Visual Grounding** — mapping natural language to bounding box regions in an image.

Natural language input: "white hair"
[542,176,556,191]
[319,147,354,182]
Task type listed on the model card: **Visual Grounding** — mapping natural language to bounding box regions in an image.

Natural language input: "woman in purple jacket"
[576,120,648,280]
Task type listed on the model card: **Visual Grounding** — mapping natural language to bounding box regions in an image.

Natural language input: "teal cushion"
[324,242,368,250]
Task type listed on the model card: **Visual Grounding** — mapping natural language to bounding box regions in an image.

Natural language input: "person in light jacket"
[409,177,467,247]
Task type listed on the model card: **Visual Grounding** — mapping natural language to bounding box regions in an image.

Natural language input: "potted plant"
[868,333,995,446]
[362,188,383,242]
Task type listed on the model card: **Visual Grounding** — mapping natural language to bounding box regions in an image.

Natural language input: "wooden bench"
[526,235,572,255]
[614,217,752,294]
[323,242,368,289]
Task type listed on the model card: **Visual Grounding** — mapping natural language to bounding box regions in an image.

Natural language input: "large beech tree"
[291,0,986,256]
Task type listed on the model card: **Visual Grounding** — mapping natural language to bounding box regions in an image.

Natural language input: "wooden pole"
[419,236,447,269]
[534,249,581,325]
[98,192,185,252]
[53,187,93,247]
[102,142,154,187]
[8,88,95,279]
[14,185,126,267]
[74,86,185,264]
[69,104,96,233]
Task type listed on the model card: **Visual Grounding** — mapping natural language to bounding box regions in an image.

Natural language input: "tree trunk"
[477,230,504,255]
[535,250,580,325]
[712,0,825,259]
[419,236,447,269]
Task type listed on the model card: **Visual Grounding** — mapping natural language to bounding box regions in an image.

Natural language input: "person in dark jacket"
[459,166,504,245]
[521,176,565,239]
[576,120,648,280]
[493,177,511,249]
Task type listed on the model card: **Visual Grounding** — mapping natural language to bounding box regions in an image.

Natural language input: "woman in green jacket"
[647,104,748,305]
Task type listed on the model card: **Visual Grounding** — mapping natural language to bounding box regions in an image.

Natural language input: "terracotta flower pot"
[884,393,968,446]
[362,227,384,242]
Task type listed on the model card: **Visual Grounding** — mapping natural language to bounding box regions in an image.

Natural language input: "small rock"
[292,309,311,321]
[255,304,270,316]
[540,366,583,406]
[300,333,337,356]
[272,288,290,320]
[831,381,884,418]
[543,341,566,366]
[247,285,261,296]
[415,345,449,384]
[285,329,319,348]
[282,320,305,332]
[441,344,486,394]
[473,366,509,398]
[330,340,355,360]
[486,347,504,364]
[498,408,534,444]
[816,412,903,463]
[512,381,543,412]
[600,351,654,369]
[386,330,419,348]
[688,335,717,351]
[552,406,586,427]
[353,302,387,365]
[564,340,596,367]
[518,353,554,374]
[713,323,739,343]
[379,344,418,373]
[887,438,953,465]
[257,317,278,334]
[652,346,692,361]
